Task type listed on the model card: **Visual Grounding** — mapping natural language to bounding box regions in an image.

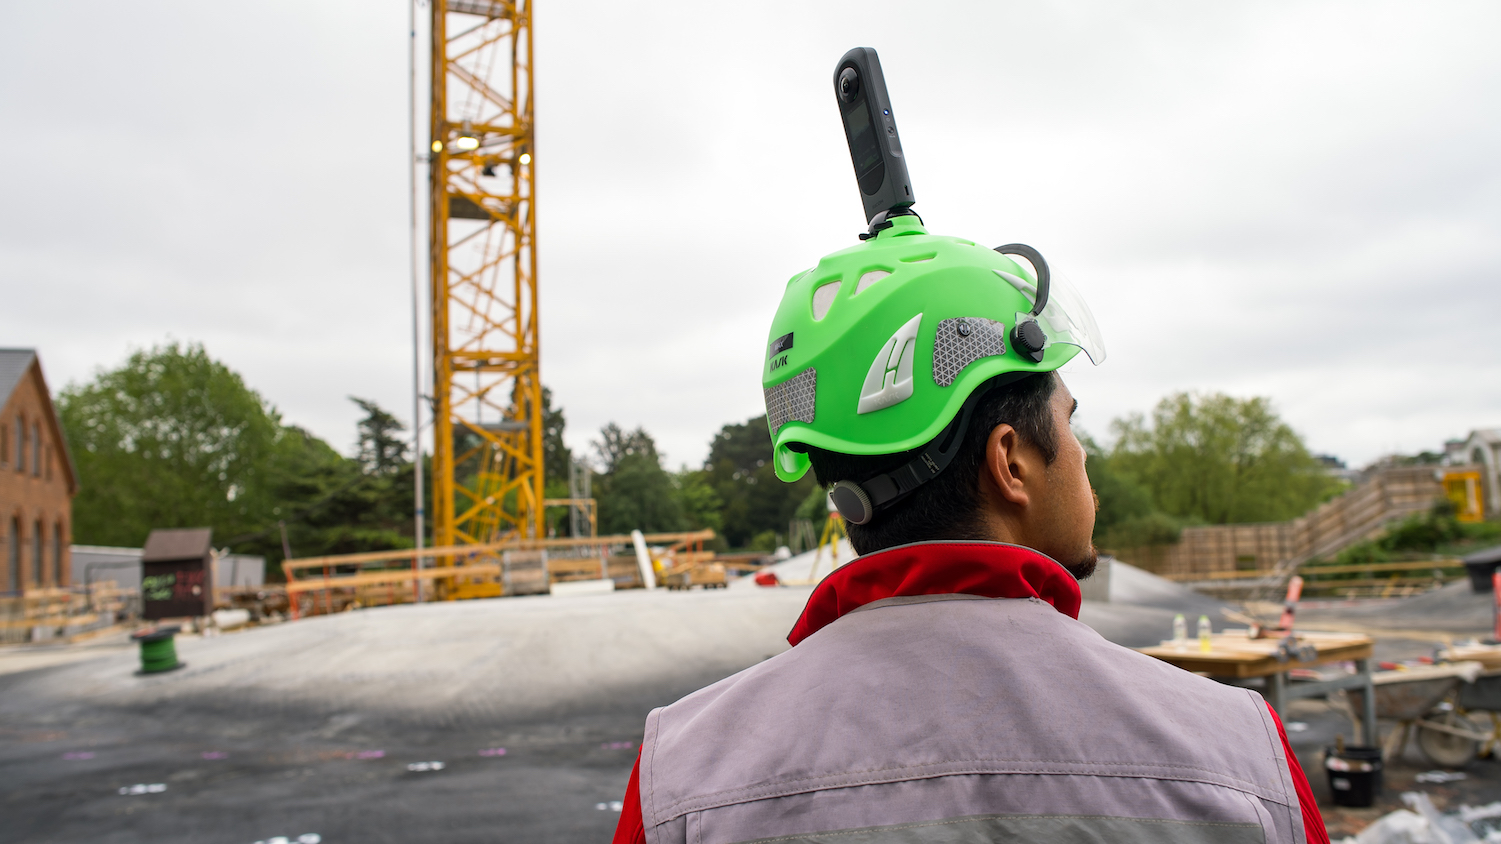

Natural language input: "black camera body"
[834,48,914,227]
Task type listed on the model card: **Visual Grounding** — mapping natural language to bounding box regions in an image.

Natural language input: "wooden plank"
[282,529,716,572]
[1300,560,1463,576]
[1162,559,1464,582]
[285,563,502,594]
[0,613,101,630]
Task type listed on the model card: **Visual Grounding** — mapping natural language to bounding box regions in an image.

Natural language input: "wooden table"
[1139,631,1378,744]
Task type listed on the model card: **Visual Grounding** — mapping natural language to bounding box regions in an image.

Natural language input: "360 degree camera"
[834,48,914,228]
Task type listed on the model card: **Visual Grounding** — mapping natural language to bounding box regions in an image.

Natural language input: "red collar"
[786,541,1082,647]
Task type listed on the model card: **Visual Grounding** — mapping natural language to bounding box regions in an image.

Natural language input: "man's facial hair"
[1067,545,1099,581]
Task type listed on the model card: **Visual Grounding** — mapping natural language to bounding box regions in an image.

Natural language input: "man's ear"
[983,423,1030,508]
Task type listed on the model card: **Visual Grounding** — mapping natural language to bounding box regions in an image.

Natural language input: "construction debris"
[1341,794,1501,844]
[1416,771,1468,784]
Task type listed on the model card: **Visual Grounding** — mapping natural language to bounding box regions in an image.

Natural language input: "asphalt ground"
[1,571,1496,843]
[0,588,811,844]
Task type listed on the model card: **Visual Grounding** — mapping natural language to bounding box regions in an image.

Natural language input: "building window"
[8,518,19,593]
[45,446,52,482]
[0,421,7,468]
[33,519,43,587]
[31,423,40,476]
[13,416,21,472]
[53,523,63,588]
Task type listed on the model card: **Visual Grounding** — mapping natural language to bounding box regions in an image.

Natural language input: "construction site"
[4,2,1501,843]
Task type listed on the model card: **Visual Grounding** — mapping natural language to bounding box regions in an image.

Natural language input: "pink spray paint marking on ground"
[477,747,507,757]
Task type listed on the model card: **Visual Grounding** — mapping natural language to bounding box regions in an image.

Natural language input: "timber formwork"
[1113,466,1447,578]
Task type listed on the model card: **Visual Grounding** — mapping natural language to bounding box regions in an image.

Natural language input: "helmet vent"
[900,252,937,263]
[932,317,1007,387]
[854,270,890,295]
[811,281,841,321]
[764,367,817,437]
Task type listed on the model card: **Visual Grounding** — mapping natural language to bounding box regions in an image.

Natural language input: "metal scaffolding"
[429,0,543,558]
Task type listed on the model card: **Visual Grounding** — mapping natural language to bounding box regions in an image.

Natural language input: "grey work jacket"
[638,593,1307,844]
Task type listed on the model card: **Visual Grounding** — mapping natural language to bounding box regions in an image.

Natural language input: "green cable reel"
[132,625,183,674]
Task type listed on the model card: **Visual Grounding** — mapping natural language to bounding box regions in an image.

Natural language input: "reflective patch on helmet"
[765,367,816,437]
[932,317,1007,387]
[858,314,921,414]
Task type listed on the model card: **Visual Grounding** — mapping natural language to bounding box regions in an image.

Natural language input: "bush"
[1328,505,1501,567]
[747,530,781,553]
[1101,512,1184,550]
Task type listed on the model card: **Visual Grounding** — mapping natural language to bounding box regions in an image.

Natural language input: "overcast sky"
[2,1,1497,472]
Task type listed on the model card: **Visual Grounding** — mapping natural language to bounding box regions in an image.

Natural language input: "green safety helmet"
[761,212,1105,524]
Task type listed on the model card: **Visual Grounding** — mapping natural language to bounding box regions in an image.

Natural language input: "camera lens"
[838,67,860,103]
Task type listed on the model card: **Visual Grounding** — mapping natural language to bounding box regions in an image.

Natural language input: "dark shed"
[1463,544,1501,593]
[141,528,214,619]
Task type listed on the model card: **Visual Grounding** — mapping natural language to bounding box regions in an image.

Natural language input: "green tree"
[540,387,574,536]
[1108,392,1338,525]
[351,396,406,476]
[592,424,683,534]
[59,344,423,567]
[1077,431,1179,550]
[542,387,570,488]
[703,415,817,548]
[247,403,420,564]
[673,468,724,534]
[1080,432,1153,537]
[58,342,282,546]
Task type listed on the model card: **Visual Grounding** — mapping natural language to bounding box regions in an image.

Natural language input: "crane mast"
[429,0,543,562]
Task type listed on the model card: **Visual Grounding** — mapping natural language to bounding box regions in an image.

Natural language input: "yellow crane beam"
[429,0,543,568]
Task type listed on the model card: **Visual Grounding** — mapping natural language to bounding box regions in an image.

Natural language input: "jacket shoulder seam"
[656,761,1293,820]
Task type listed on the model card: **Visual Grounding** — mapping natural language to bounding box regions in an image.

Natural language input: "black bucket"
[1325,745,1382,807]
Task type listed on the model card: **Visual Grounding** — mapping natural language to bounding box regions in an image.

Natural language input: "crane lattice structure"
[429,0,542,560]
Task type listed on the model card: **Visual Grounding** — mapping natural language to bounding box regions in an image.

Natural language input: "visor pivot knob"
[1010,319,1047,363]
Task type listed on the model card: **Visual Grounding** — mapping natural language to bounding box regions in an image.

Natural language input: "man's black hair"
[807,372,1059,555]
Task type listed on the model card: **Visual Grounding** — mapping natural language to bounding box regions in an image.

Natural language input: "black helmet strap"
[829,371,1028,525]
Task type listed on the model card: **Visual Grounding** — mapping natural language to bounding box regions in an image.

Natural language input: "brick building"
[1,349,77,594]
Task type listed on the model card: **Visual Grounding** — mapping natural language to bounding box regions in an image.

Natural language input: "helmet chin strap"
[828,372,1027,525]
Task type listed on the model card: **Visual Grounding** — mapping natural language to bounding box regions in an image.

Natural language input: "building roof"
[0,348,37,408]
[142,528,214,562]
[1464,544,1501,566]
[0,347,79,494]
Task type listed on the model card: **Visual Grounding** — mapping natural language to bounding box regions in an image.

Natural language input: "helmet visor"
[997,269,1106,365]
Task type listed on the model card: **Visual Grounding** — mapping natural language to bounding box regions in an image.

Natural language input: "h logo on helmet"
[857,314,921,414]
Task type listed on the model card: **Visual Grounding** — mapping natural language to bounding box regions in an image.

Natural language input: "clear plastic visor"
[995,269,1106,365]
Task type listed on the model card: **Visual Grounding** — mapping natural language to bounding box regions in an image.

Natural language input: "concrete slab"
[9,552,1485,842]
[0,588,812,843]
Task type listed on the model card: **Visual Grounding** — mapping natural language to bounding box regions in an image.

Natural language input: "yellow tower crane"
[429,0,543,565]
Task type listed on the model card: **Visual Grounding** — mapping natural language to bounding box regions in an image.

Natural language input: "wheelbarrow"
[1451,670,1501,759]
[1346,661,1488,766]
